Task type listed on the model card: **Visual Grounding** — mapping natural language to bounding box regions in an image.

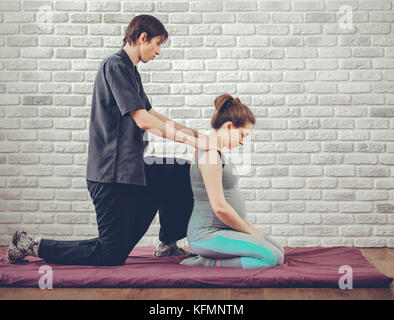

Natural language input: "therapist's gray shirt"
[86,48,152,186]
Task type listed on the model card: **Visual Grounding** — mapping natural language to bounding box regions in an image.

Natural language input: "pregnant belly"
[224,189,247,220]
[187,190,247,240]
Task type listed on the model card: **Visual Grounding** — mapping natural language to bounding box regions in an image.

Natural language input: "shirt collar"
[118,48,136,70]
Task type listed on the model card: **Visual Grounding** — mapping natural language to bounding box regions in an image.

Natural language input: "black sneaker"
[154,241,194,257]
[5,229,41,264]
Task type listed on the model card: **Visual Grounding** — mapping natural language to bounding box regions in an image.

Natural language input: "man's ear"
[138,32,148,44]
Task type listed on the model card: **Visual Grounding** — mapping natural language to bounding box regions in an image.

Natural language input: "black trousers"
[38,156,194,266]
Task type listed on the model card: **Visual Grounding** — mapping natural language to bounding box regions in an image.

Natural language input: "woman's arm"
[198,150,258,236]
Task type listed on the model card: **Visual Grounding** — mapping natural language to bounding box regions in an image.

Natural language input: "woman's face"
[221,122,254,150]
[139,34,163,63]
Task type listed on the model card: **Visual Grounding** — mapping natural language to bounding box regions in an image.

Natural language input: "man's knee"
[98,241,129,266]
[99,251,127,266]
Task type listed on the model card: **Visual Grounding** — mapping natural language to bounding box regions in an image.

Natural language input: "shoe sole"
[6,229,25,264]
[5,244,24,264]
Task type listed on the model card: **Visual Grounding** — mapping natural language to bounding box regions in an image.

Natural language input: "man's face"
[139,34,163,63]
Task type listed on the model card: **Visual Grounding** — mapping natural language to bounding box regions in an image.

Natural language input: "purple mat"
[0,246,392,288]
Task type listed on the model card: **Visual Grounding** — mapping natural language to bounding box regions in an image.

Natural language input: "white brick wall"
[0,0,394,248]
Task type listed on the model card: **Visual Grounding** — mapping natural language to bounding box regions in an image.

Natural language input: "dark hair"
[123,15,168,47]
[211,94,256,129]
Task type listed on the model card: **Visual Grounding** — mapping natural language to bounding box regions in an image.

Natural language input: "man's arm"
[148,108,202,139]
[130,108,220,151]
[130,109,198,148]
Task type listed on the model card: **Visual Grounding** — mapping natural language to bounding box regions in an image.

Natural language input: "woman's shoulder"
[196,149,225,168]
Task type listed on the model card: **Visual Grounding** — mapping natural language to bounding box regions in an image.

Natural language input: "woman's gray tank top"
[186,149,247,242]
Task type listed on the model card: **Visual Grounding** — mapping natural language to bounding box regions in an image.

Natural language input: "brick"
[356,215,386,224]
[354,238,387,247]
[8,178,38,188]
[56,213,89,224]
[71,37,102,47]
[360,1,391,10]
[89,25,121,35]
[20,48,53,58]
[306,226,338,236]
[7,83,38,94]
[23,213,55,224]
[157,2,189,12]
[225,1,257,11]
[23,1,53,11]
[21,166,53,176]
[55,25,87,35]
[0,47,19,58]
[223,24,255,35]
[40,36,70,47]
[293,1,325,11]
[71,13,101,23]
[4,12,35,23]
[0,1,21,11]
[322,214,354,225]
[0,213,22,223]
[0,24,19,34]
[40,225,73,236]
[272,226,304,236]
[260,1,291,11]
[123,2,154,12]
[272,13,303,23]
[203,13,235,23]
[8,202,39,212]
[341,226,372,237]
[21,142,53,152]
[74,226,99,237]
[22,24,53,34]
[55,1,86,11]
[7,131,38,141]
[87,1,120,12]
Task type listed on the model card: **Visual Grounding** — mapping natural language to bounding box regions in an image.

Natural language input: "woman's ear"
[226,121,233,130]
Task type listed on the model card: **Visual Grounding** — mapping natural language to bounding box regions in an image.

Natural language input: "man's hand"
[194,132,222,152]
[146,108,222,152]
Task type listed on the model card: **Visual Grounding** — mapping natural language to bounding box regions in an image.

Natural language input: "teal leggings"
[181,230,285,269]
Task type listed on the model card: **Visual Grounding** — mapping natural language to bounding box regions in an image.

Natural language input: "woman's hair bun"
[214,94,234,112]
[211,93,255,129]
[218,97,234,113]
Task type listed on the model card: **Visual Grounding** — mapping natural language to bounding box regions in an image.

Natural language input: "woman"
[181,94,285,269]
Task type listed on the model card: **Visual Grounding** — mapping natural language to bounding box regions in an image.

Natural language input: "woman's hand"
[245,220,266,241]
[250,229,266,241]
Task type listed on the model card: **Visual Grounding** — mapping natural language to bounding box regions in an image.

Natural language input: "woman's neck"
[208,130,224,150]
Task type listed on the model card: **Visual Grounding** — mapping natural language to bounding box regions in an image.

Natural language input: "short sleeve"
[141,87,152,111]
[105,62,146,117]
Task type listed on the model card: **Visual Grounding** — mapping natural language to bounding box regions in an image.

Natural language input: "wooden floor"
[0,247,393,300]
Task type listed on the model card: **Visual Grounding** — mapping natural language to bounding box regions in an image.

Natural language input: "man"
[6,15,219,266]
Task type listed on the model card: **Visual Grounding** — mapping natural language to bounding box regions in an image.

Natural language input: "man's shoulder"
[101,50,129,71]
